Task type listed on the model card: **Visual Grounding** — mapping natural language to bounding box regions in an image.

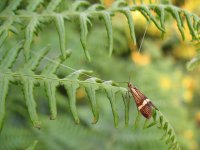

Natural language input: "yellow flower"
[182,76,195,91]
[173,42,197,59]
[183,90,193,103]
[159,76,172,90]
[104,0,114,7]
[183,130,194,140]
[76,88,86,100]
[195,111,200,122]
[183,1,200,12]
[182,76,195,103]
[131,52,151,65]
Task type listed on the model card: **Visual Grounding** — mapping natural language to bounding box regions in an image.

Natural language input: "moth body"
[128,82,158,119]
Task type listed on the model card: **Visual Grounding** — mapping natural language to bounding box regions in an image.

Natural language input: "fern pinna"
[0,42,180,150]
[0,0,199,61]
[1,0,199,150]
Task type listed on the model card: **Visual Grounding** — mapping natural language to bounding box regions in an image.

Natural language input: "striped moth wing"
[128,83,158,119]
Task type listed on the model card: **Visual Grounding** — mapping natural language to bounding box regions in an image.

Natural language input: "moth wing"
[134,88,147,100]
[140,104,152,119]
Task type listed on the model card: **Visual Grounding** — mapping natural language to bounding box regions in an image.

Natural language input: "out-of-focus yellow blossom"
[131,51,151,65]
[195,111,200,123]
[159,76,172,90]
[183,130,194,140]
[182,76,195,90]
[182,76,195,103]
[182,0,200,12]
[148,23,162,37]
[173,43,197,59]
[183,90,193,103]
[104,0,114,7]
[191,141,198,150]
[131,11,146,29]
[76,88,86,100]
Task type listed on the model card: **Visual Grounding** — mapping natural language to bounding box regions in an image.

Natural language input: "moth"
[128,82,158,119]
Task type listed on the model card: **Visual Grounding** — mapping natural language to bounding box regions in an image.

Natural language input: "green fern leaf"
[151,5,166,36]
[153,110,181,150]
[0,41,22,68]
[101,11,113,56]
[0,31,8,48]
[3,0,22,12]
[71,1,90,11]
[122,92,130,127]
[45,0,62,12]
[0,42,23,130]
[42,50,71,120]
[26,140,38,150]
[79,13,91,61]
[103,82,120,127]
[139,5,165,32]
[21,78,41,129]
[63,70,92,124]
[83,78,100,124]
[0,76,10,131]
[54,14,67,60]
[187,53,200,70]
[19,46,50,128]
[24,16,42,60]
[120,8,137,45]
[166,6,185,40]
[26,0,44,12]
[184,10,198,40]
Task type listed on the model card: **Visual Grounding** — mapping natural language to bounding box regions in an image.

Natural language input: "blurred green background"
[0,0,200,150]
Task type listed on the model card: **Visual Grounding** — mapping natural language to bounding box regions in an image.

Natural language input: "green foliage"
[152,110,181,150]
[1,0,200,60]
[0,44,128,129]
[187,53,200,70]
[26,140,38,150]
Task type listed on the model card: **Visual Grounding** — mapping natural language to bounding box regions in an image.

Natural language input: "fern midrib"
[0,4,193,19]
[0,71,127,89]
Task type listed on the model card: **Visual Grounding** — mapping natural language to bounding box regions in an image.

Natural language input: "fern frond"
[84,78,100,124]
[2,0,22,12]
[0,1,194,149]
[0,45,128,128]
[0,41,22,131]
[1,1,199,60]
[26,0,44,12]
[0,42,183,149]
[23,0,62,60]
[23,15,42,60]
[0,30,8,48]
[0,0,22,47]
[187,53,200,70]
[142,109,181,150]
[79,13,92,61]
[156,110,181,150]
[26,140,38,150]
[54,14,67,60]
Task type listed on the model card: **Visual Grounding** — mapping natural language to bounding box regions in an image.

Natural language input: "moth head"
[128,82,136,89]
[128,82,132,88]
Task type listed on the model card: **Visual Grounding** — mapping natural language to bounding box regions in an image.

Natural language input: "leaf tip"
[33,121,41,129]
